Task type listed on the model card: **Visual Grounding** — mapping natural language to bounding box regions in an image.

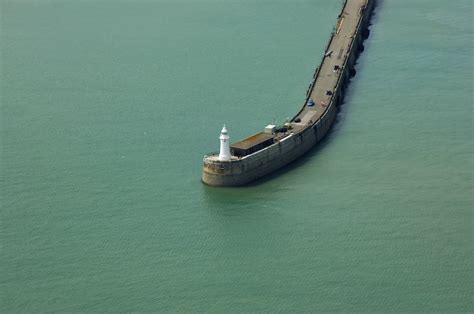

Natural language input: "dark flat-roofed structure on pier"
[231,132,274,157]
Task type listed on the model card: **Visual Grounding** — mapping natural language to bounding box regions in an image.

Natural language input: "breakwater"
[202,0,376,186]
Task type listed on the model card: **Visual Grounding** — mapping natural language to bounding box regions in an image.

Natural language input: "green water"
[1,0,472,312]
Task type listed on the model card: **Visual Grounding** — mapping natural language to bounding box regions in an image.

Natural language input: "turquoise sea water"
[1,0,472,312]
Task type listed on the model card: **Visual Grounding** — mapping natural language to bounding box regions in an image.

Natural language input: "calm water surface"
[1,0,472,312]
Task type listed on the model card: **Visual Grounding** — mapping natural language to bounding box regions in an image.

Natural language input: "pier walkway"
[292,0,368,128]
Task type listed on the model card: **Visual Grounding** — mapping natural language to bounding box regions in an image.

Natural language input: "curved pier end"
[202,0,376,187]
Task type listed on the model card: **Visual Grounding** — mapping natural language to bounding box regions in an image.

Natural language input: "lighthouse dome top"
[221,125,228,135]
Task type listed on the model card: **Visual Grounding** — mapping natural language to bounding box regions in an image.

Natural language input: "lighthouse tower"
[218,125,231,161]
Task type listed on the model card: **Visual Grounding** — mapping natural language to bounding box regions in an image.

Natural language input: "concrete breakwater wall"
[202,0,375,186]
[202,99,337,186]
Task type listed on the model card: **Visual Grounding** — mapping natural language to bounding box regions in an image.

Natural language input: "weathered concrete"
[202,0,376,186]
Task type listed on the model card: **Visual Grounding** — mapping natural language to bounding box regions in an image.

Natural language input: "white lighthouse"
[218,125,231,161]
